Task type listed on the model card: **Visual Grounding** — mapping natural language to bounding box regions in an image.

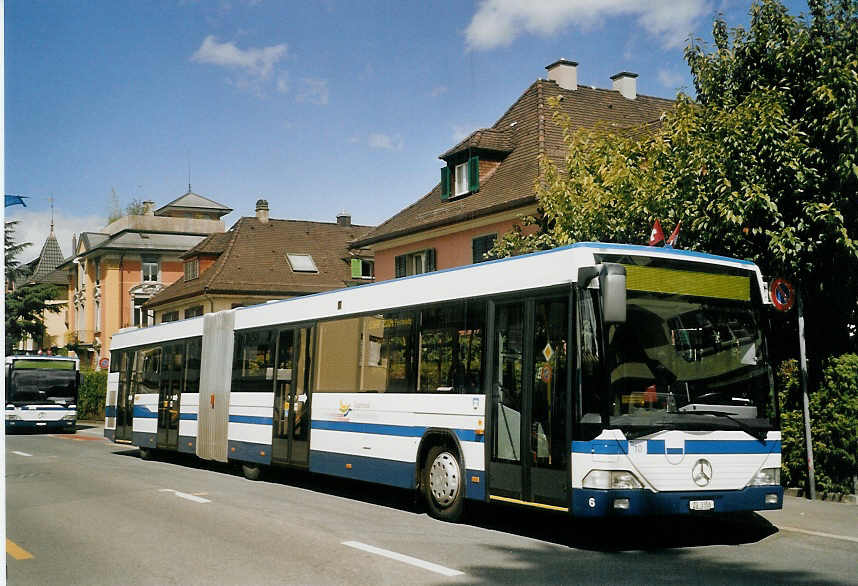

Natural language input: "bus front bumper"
[6,419,76,432]
[571,485,784,517]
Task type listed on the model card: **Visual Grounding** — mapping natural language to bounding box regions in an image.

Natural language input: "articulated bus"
[6,355,80,432]
[105,243,783,520]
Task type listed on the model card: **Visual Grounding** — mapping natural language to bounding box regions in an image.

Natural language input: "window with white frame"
[454,162,468,196]
[95,299,101,331]
[142,256,159,282]
[133,296,154,327]
[286,253,318,273]
[394,249,436,278]
[184,258,199,281]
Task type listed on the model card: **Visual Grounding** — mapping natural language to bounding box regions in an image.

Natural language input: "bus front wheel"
[423,445,464,522]
[242,463,263,481]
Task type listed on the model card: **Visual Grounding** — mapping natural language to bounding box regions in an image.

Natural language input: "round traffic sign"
[99,357,110,369]
[770,278,795,312]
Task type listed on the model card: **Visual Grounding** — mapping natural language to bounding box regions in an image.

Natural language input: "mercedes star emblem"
[692,459,713,487]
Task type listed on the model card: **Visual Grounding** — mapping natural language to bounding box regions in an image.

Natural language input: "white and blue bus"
[105,243,783,520]
[6,355,80,432]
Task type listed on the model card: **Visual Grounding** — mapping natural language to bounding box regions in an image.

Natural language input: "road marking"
[158,489,211,504]
[6,539,34,560]
[11,451,33,457]
[778,525,858,544]
[342,541,464,577]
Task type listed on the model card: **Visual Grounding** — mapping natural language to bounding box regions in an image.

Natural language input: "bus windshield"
[8,360,78,405]
[605,291,775,435]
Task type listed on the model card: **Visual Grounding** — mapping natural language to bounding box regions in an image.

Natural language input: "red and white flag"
[666,221,681,247]
[648,220,664,246]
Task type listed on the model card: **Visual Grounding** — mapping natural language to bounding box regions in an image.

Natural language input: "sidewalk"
[757,495,858,542]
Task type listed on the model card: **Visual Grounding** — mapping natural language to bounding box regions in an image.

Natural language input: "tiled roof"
[353,79,674,247]
[155,190,232,217]
[146,217,374,307]
[440,128,514,159]
[26,231,65,284]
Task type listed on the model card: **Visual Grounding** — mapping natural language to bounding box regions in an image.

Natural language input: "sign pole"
[797,286,816,500]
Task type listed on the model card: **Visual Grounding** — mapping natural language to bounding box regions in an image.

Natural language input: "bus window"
[232,329,275,393]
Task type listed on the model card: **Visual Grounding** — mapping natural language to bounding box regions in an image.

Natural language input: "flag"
[666,221,681,247]
[647,220,664,246]
[5,195,28,208]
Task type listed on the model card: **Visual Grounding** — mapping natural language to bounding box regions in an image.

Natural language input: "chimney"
[255,199,270,224]
[142,200,156,216]
[72,234,77,254]
[336,210,351,227]
[546,59,578,91]
[611,71,638,100]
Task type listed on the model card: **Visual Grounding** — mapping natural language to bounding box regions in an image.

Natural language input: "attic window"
[454,162,468,196]
[287,253,318,273]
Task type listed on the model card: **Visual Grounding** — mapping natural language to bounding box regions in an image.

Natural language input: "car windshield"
[9,369,77,404]
[606,291,774,433]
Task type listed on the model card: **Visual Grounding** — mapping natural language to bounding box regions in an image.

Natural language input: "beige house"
[57,190,231,369]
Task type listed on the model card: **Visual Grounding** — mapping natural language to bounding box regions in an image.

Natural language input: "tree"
[494,0,858,361]
[107,188,147,223]
[4,221,61,352]
[5,220,31,285]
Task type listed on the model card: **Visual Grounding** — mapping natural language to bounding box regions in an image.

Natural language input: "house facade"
[145,200,374,323]
[59,190,230,368]
[351,60,676,279]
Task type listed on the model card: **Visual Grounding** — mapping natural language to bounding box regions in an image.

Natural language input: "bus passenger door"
[115,351,134,442]
[272,327,313,466]
[157,343,182,450]
[489,295,571,510]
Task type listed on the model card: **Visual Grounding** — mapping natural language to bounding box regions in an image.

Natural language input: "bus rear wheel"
[423,445,464,522]
[139,447,153,460]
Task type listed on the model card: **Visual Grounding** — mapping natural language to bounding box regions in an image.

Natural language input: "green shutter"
[350,258,362,279]
[468,156,480,192]
[441,166,450,201]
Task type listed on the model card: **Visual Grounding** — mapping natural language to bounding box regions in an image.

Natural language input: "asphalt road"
[6,424,858,585]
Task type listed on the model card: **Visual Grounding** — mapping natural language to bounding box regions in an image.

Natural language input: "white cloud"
[191,35,287,78]
[5,209,105,265]
[296,78,329,105]
[465,0,709,50]
[367,133,404,151]
[431,85,448,97]
[276,73,289,94]
[657,68,685,89]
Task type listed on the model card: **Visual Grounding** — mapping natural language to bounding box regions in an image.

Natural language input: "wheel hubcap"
[429,452,459,507]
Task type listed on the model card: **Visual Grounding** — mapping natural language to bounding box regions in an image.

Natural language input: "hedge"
[778,354,858,495]
[78,369,107,420]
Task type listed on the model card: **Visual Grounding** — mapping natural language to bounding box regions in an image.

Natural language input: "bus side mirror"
[578,263,627,324]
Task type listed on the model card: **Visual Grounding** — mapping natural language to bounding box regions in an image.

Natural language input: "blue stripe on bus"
[229,415,273,425]
[311,419,483,443]
[105,406,117,418]
[573,439,781,455]
[180,413,198,421]
[133,406,158,418]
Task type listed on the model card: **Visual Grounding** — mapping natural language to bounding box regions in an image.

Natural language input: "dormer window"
[287,253,318,273]
[441,156,480,201]
[454,162,469,196]
[184,258,199,281]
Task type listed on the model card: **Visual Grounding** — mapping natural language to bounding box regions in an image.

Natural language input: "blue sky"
[5,0,808,263]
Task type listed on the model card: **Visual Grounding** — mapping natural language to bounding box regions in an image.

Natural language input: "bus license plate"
[689,500,714,511]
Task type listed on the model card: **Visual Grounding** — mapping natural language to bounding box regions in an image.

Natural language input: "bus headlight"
[747,467,780,487]
[5,414,21,421]
[61,414,77,422]
[582,470,643,490]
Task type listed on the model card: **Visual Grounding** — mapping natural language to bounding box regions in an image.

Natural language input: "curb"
[785,487,857,504]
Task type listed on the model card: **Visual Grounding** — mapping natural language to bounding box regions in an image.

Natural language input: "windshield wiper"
[676,409,768,442]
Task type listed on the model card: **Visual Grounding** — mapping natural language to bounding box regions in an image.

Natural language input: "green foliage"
[107,189,147,224]
[5,284,63,354]
[778,355,858,494]
[78,370,107,420]
[493,0,858,357]
[5,220,31,283]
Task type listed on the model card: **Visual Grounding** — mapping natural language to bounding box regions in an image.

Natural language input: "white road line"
[11,451,33,457]
[342,541,464,577]
[777,525,858,544]
[158,489,211,504]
